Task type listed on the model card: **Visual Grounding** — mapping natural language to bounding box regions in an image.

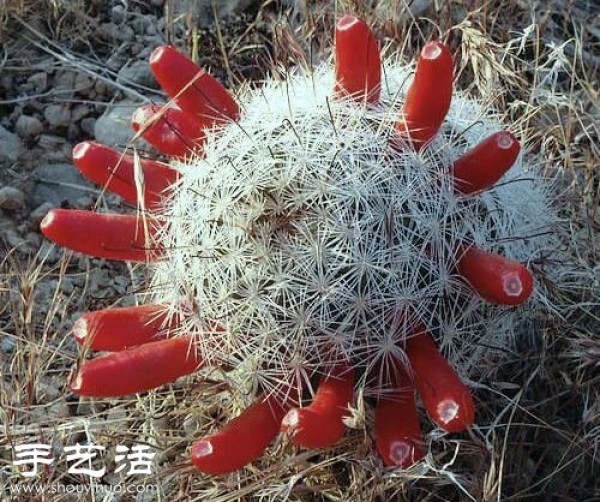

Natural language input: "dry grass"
[1,0,599,500]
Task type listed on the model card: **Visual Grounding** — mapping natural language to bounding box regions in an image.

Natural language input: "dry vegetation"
[0,1,598,500]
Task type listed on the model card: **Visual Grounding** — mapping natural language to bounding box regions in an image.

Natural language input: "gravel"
[0,186,26,210]
[0,125,21,165]
[15,115,44,138]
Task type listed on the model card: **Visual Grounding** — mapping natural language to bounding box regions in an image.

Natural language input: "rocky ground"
[0,1,598,501]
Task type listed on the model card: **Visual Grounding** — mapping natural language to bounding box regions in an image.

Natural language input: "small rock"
[74,73,94,94]
[54,71,77,99]
[0,125,21,165]
[31,164,94,207]
[1,335,16,354]
[27,72,48,93]
[117,59,157,88]
[0,74,13,92]
[25,231,42,249]
[44,104,72,130]
[173,0,254,27]
[38,239,62,264]
[67,122,79,141]
[98,22,134,43]
[37,134,72,162]
[73,195,93,209]
[2,229,26,250]
[111,4,127,24]
[0,186,26,210]
[94,79,108,96]
[94,100,149,148]
[107,52,128,72]
[30,202,56,224]
[71,104,91,123]
[15,115,44,138]
[89,268,112,289]
[80,117,97,136]
[0,209,16,232]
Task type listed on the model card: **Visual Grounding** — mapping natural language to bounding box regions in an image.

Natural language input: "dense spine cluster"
[41,15,558,473]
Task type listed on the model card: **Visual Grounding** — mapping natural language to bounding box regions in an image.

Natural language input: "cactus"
[41,15,560,473]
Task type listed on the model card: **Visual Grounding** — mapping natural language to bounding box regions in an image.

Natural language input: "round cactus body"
[41,15,560,473]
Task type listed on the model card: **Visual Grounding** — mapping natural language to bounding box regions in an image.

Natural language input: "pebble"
[74,73,94,94]
[30,202,56,224]
[15,115,44,138]
[3,229,27,250]
[1,335,16,354]
[31,163,94,207]
[117,59,157,88]
[111,5,127,24]
[94,100,149,148]
[0,125,21,165]
[0,186,26,210]
[80,117,97,136]
[54,71,77,99]
[37,134,72,162]
[98,22,135,43]
[44,104,72,130]
[25,231,42,249]
[71,104,91,123]
[27,72,48,93]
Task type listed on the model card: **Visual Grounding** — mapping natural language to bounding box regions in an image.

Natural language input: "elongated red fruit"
[406,328,474,433]
[73,305,174,351]
[149,45,239,122]
[191,393,291,474]
[453,132,521,194]
[457,245,533,305]
[334,15,381,104]
[375,366,425,468]
[281,364,354,448]
[132,105,207,158]
[73,141,179,208]
[71,335,201,397]
[396,41,453,149]
[40,209,161,262]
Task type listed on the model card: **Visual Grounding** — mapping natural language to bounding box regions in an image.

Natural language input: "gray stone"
[25,231,42,249]
[117,59,157,88]
[44,104,72,129]
[2,229,27,250]
[111,4,127,24]
[15,115,44,138]
[31,163,94,207]
[0,125,21,165]
[94,100,149,148]
[1,335,16,354]
[71,104,91,123]
[0,186,25,210]
[173,0,254,27]
[98,22,134,43]
[37,135,71,162]
[94,79,108,96]
[30,202,56,224]
[74,73,94,94]
[53,71,77,99]
[80,117,96,136]
[28,72,48,93]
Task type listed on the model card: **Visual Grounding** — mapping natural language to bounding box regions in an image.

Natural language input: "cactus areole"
[42,15,558,473]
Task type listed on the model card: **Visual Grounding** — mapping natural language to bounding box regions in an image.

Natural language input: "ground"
[0,1,598,501]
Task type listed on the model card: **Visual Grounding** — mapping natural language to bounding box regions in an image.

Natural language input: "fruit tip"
[192,440,213,459]
[337,14,359,30]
